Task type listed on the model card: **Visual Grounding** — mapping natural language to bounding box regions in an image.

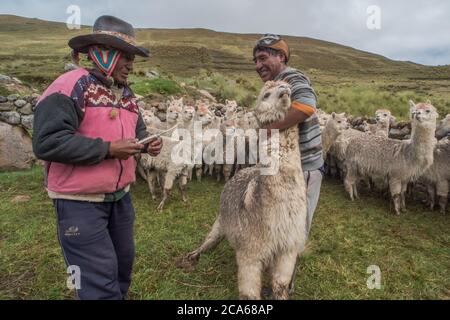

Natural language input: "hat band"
[94,30,137,46]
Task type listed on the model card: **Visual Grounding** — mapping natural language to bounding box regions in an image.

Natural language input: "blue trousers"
[54,193,135,300]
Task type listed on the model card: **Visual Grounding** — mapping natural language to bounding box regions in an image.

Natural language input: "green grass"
[1,167,449,300]
[1,15,450,118]
[0,85,12,96]
[316,85,450,120]
[131,78,182,96]
[177,71,260,107]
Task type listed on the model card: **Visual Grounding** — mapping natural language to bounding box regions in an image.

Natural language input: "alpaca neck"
[181,118,193,129]
[378,121,389,132]
[322,122,341,154]
[407,120,436,164]
[277,126,302,171]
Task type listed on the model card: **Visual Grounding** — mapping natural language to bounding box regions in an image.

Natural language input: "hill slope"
[0,15,449,82]
[1,15,449,117]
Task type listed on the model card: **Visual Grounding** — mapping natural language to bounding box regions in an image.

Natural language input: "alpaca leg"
[236,253,262,300]
[178,174,188,203]
[185,219,223,266]
[436,180,449,215]
[196,166,202,182]
[208,164,214,176]
[146,169,158,201]
[157,172,175,211]
[427,184,436,211]
[438,196,448,215]
[157,189,171,211]
[344,170,356,201]
[329,155,337,178]
[337,161,345,180]
[137,163,147,181]
[158,171,165,192]
[188,167,193,181]
[223,164,233,183]
[366,178,372,191]
[389,179,402,215]
[215,164,222,182]
[271,249,297,300]
[344,180,354,201]
[400,182,408,212]
[353,183,360,200]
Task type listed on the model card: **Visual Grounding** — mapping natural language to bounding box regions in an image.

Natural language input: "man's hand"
[147,137,163,156]
[109,139,144,160]
[262,107,310,133]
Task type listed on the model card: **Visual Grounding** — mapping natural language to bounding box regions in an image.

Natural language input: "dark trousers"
[54,193,135,300]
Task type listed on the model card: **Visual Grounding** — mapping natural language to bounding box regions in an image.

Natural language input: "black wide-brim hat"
[68,15,149,57]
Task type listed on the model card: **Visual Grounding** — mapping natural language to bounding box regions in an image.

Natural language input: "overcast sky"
[1,0,449,66]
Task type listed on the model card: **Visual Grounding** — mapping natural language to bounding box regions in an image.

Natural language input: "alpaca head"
[225,99,238,112]
[254,81,291,126]
[182,105,196,122]
[196,102,213,126]
[141,109,159,127]
[330,112,350,131]
[375,109,393,127]
[220,117,239,135]
[318,111,331,127]
[241,111,259,129]
[409,100,438,130]
[167,98,183,123]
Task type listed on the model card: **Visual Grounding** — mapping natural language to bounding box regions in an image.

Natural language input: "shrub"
[131,78,182,96]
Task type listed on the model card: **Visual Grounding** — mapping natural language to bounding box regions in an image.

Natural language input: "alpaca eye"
[426,110,431,113]
[264,93,271,99]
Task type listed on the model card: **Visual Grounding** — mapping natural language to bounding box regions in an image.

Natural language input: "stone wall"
[0,93,39,131]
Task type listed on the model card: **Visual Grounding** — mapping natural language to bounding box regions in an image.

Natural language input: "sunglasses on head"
[257,33,282,46]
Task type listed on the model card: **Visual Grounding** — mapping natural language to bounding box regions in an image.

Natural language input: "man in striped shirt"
[253,33,324,296]
[253,34,324,236]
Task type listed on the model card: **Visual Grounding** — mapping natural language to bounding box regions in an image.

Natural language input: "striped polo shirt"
[274,67,324,171]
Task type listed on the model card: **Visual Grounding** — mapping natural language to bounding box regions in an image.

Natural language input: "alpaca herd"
[137,90,449,215]
[136,97,259,210]
[320,103,449,215]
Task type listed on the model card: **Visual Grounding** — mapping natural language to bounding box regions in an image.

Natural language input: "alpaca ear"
[409,100,416,109]
[332,112,336,119]
[426,99,431,105]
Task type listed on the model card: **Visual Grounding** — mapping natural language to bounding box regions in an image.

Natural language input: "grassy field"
[1,166,449,300]
[1,15,450,118]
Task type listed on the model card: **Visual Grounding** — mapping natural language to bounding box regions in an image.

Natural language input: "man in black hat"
[33,16,162,299]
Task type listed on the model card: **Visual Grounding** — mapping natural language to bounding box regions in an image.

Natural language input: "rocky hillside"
[1,14,449,89]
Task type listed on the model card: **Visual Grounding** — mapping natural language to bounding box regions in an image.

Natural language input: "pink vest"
[38,68,139,194]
